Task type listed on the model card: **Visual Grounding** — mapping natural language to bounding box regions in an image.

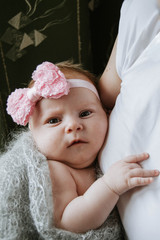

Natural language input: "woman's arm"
[98,37,121,109]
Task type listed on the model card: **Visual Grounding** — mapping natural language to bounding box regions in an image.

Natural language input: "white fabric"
[99,0,160,239]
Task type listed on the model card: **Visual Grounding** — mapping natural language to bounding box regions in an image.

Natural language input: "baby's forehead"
[36,88,98,111]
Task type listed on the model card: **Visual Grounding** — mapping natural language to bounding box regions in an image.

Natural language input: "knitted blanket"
[0,130,124,240]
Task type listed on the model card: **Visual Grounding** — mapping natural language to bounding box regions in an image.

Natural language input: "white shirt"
[99,0,160,239]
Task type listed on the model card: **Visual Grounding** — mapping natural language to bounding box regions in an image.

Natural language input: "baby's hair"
[56,60,97,85]
[28,60,97,88]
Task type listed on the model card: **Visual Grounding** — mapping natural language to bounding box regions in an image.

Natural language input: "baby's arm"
[48,153,159,233]
[98,37,121,109]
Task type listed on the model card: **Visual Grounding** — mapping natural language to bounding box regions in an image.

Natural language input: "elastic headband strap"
[67,79,100,100]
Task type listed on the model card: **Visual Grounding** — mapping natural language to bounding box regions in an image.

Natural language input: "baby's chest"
[71,168,96,196]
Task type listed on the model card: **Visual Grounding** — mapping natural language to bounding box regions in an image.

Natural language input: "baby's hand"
[102,153,159,196]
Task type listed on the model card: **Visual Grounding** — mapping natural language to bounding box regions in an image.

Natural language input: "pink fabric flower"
[6,89,35,126]
[6,61,70,126]
[32,61,69,98]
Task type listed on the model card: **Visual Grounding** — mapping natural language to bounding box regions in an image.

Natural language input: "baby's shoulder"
[47,161,96,195]
[47,160,76,192]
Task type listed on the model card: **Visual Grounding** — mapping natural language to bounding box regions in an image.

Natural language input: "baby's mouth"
[68,140,87,147]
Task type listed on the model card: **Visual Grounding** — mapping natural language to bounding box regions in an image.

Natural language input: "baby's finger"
[129,169,159,178]
[128,177,154,188]
[125,153,149,163]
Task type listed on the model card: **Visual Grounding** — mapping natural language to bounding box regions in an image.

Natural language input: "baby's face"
[29,80,108,169]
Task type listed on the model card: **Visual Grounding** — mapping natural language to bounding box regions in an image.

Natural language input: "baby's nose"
[65,120,83,134]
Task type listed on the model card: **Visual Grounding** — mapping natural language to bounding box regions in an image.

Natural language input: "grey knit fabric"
[0,130,124,240]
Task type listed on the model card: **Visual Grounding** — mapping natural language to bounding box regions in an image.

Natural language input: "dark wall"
[90,0,123,75]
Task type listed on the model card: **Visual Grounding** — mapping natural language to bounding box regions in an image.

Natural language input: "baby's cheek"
[100,120,108,139]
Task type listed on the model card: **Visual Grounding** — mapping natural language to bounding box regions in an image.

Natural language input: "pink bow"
[6,62,70,126]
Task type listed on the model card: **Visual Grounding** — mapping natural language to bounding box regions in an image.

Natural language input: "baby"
[6,61,159,234]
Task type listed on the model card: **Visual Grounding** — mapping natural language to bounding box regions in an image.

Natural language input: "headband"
[6,61,100,126]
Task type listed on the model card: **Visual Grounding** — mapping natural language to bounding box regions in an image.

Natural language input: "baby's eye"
[80,110,92,118]
[48,118,61,124]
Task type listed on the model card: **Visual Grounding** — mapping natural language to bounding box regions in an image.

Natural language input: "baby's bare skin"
[48,153,159,233]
